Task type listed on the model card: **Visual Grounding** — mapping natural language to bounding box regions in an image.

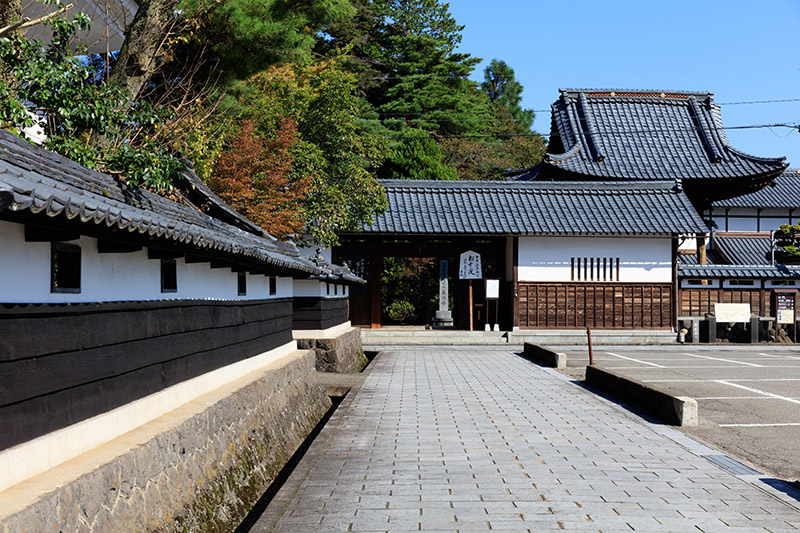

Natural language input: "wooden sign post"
[459,251,482,332]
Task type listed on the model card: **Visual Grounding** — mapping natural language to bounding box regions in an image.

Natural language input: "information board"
[485,279,499,300]
[776,292,796,324]
[714,303,751,323]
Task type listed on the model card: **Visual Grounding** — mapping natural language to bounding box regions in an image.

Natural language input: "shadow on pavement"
[761,478,800,503]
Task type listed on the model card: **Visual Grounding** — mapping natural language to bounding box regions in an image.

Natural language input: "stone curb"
[584,365,698,426]
[521,342,567,368]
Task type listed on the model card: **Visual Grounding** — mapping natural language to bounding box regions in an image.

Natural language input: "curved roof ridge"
[378,179,681,190]
[724,145,788,165]
[559,88,714,99]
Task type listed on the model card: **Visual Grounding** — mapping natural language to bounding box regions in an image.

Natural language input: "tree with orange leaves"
[208,118,310,238]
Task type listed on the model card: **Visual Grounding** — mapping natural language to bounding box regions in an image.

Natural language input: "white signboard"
[485,279,499,300]
[714,303,751,323]
[459,251,482,279]
[777,309,795,325]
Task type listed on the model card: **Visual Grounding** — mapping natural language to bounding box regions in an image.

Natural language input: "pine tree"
[482,59,534,131]
[379,129,457,180]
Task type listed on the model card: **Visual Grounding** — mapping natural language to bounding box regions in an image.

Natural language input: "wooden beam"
[210,259,235,270]
[25,224,80,243]
[147,248,183,260]
[184,254,210,264]
[97,240,142,254]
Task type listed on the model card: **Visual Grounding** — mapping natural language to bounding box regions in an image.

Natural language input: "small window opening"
[238,272,247,296]
[161,258,177,293]
[269,276,277,295]
[51,242,81,293]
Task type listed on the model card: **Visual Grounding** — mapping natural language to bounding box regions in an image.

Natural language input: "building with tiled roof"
[364,179,706,236]
[0,129,363,505]
[704,168,800,232]
[512,89,788,208]
[335,178,707,330]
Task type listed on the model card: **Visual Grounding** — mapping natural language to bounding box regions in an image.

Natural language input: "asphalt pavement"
[558,345,800,483]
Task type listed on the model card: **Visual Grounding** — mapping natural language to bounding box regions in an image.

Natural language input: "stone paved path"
[252,347,800,532]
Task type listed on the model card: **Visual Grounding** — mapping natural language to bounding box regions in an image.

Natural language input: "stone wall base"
[296,326,367,373]
[0,350,331,533]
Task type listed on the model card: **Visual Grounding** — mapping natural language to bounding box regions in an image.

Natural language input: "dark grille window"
[269,276,277,295]
[238,272,247,296]
[51,243,81,293]
[161,258,177,293]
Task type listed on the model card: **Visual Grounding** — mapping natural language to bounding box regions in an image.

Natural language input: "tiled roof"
[517,89,787,189]
[0,130,323,277]
[677,232,798,279]
[357,179,708,235]
[679,265,800,279]
[714,233,772,265]
[711,168,800,209]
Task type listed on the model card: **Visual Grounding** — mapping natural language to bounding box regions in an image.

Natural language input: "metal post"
[587,327,594,366]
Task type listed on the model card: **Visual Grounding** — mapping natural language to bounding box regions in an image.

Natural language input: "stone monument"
[433,260,453,327]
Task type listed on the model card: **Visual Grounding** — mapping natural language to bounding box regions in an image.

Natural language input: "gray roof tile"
[712,168,800,209]
[714,233,772,265]
[515,90,787,199]
[357,179,708,235]
[679,265,800,278]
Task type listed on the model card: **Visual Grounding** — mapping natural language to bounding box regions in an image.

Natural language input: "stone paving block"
[254,348,800,532]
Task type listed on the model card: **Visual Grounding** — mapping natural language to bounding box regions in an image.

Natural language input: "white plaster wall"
[710,208,795,233]
[0,220,292,303]
[294,279,326,297]
[726,216,759,232]
[518,236,673,283]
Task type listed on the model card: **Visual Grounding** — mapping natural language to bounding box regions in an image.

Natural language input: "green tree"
[774,221,800,263]
[0,3,184,189]
[439,106,546,180]
[179,0,356,88]
[481,58,534,131]
[355,0,491,137]
[378,129,457,180]
[236,59,387,246]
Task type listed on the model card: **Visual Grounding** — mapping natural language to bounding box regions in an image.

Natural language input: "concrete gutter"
[584,365,698,427]
[521,343,566,368]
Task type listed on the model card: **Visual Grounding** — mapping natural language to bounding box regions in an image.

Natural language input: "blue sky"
[449,0,800,167]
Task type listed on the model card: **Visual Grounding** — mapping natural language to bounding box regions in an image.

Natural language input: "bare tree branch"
[0,3,73,37]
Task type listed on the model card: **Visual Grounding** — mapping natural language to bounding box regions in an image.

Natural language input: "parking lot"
[557,345,800,482]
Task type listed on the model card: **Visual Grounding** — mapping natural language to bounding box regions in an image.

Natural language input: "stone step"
[361,328,677,346]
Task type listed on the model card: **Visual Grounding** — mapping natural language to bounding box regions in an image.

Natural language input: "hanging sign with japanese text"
[459,251,482,280]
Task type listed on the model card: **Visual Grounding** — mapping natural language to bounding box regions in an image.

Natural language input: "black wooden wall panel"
[292,297,349,330]
[0,299,292,451]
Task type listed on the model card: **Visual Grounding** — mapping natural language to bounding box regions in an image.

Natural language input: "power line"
[383,122,800,140]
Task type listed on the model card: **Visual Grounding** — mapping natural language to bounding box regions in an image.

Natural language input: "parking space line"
[719,423,800,427]
[715,380,800,405]
[695,396,775,400]
[603,352,664,368]
[644,378,800,383]
[684,353,762,367]
[758,352,800,361]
